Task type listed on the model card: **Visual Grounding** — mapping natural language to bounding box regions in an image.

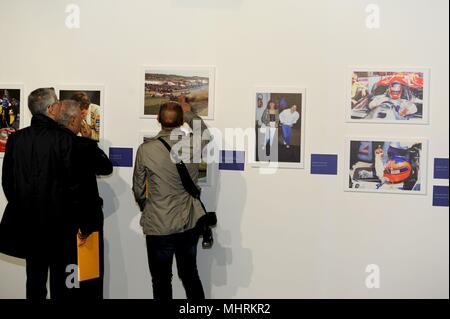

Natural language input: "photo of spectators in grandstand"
[142,67,215,119]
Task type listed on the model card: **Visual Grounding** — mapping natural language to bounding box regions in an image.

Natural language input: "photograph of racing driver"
[349,70,428,123]
[347,139,425,194]
[59,89,102,142]
[0,88,21,156]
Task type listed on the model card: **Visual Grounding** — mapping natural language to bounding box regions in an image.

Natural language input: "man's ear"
[48,103,56,115]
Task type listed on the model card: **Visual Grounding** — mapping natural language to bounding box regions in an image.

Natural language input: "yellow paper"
[77,231,100,282]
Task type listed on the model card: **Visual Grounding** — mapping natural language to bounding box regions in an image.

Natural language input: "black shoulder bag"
[157,137,217,249]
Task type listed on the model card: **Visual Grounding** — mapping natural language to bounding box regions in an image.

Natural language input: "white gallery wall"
[0,0,448,298]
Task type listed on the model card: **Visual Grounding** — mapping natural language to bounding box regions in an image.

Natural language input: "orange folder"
[77,231,100,282]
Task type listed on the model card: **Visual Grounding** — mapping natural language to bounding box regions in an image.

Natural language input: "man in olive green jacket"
[132,102,205,300]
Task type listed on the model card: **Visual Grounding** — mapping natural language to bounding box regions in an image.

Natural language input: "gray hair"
[58,100,81,127]
[28,88,58,116]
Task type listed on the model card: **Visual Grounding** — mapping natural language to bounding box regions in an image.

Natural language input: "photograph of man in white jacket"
[279,104,300,148]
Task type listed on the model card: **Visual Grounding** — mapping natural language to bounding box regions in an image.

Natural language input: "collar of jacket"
[157,127,190,139]
[31,113,60,128]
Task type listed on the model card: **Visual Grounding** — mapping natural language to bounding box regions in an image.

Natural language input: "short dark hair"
[158,102,183,128]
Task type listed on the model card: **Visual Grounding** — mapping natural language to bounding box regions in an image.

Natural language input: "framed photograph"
[250,87,306,169]
[347,68,430,124]
[0,84,24,158]
[141,66,215,120]
[57,85,105,143]
[140,131,213,187]
[345,138,428,195]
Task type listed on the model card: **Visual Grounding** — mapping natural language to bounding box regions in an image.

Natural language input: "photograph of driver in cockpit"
[349,70,428,124]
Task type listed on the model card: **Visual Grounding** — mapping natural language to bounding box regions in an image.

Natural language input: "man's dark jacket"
[0,114,82,258]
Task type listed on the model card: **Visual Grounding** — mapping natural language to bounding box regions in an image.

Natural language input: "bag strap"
[157,136,202,200]
[158,136,217,228]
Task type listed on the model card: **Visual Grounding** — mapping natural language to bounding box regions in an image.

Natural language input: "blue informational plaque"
[310,154,338,175]
[109,147,133,167]
[433,186,449,207]
[434,158,449,179]
[219,150,245,171]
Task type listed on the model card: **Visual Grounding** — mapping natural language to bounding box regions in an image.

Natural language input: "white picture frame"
[344,137,428,195]
[346,67,430,124]
[0,84,25,158]
[249,87,306,169]
[140,66,215,120]
[139,131,213,187]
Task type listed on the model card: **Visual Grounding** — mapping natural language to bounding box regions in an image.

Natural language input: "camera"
[197,212,216,249]
[201,226,213,249]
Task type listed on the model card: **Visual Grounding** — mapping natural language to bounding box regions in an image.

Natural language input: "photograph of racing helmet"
[348,68,430,124]
[0,86,23,157]
[346,139,427,194]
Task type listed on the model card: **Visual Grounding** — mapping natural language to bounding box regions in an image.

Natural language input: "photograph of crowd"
[142,67,214,119]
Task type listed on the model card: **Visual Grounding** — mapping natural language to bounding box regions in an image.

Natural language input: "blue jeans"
[282,125,292,145]
[146,228,205,300]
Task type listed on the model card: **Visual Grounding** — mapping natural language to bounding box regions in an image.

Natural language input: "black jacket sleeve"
[74,137,112,236]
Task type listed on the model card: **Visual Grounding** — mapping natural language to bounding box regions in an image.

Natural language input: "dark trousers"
[146,228,205,300]
[25,232,78,301]
[25,230,104,300]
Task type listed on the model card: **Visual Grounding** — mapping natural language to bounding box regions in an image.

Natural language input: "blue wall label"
[311,154,338,175]
[219,150,245,171]
[109,147,133,167]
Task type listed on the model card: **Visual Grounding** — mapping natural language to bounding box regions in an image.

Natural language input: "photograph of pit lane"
[0,88,21,156]
[255,92,303,165]
[143,67,213,118]
[349,70,428,123]
[347,139,426,194]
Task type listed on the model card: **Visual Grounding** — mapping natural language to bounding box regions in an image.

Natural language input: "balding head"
[158,102,184,129]
[58,100,82,134]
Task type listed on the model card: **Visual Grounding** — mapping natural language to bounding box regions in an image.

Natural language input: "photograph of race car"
[346,139,427,194]
[141,66,215,119]
[348,69,429,124]
[1,87,22,157]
